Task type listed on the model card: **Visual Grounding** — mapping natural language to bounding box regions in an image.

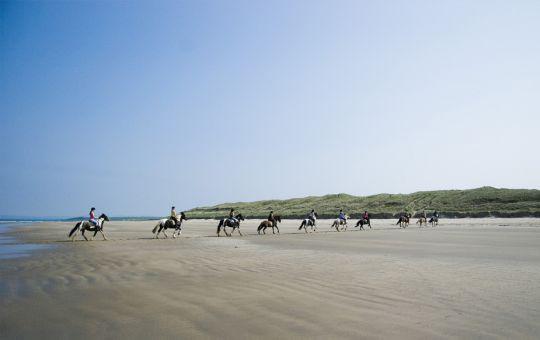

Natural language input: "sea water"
[0,222,53,259]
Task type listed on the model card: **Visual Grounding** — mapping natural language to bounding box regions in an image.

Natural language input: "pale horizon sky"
[1,1,539,217]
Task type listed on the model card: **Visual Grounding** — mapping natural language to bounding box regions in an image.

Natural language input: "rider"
[228,208,237,224]
[338,209,346,222]
[170,206,179,225]
[421,210,427,219]
[268,210,275,223]
[433,210,439,219]
[363,210,369,221]
[308,209,316,222]
[89,207,99,227]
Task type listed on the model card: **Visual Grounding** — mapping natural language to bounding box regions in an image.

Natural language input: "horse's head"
[236,214,245,221]
[99,213,110,221]
[314,212,319,218]
[180,212,187,220]
[275,216,281,223]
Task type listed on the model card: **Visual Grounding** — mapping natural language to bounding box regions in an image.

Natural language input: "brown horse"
[396,214,411,228]
[257,216,282,234]
[416,217,427,227]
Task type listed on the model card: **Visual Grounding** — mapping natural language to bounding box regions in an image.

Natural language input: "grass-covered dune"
[186,187,540,219]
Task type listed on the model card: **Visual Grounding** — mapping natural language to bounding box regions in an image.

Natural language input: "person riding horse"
[228,208,238,224]
[363,210,370,223]
[308,209,316,223]
[268,210,275,223]
[89,207,99,228]
[338,209,346,223]
[170,206,179,226]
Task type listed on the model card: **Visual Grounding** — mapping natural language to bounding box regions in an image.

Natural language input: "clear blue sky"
[1,1,539,217]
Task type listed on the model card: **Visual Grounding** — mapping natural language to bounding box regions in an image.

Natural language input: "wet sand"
[1,218,540,339]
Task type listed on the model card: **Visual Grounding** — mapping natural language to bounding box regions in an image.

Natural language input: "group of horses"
[67,212,438,241]
[396,214,439,228]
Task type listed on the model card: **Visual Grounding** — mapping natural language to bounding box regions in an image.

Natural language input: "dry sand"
[1,218,540,339]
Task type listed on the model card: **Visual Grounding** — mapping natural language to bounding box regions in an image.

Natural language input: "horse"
[257,216,282,235]
[355,218,371,230]
[416,217,427,227]
[396,214,411,228]
[330,215,349,232]
[429,216,439,227]
[68,214,110,241]
[217,213,245,237]
[152,212,187,239]
[298,213,318,233]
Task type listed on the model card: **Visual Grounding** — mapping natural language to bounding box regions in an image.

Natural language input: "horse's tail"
[69,222,81,238]
[298,220,305,230]
[152,221,160,234]
[257,222,264,232]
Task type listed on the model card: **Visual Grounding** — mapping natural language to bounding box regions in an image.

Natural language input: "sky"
[1,0,539,217]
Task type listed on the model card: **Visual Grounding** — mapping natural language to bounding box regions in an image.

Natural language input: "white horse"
[330,215,349,232]
[298,213,318,233]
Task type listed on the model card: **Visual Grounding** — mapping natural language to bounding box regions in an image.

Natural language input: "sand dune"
[1,218,540,339]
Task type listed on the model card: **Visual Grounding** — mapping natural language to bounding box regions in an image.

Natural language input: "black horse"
[298,213,318,233]
[152,212,187,239]
[68,213,110,241]
[355,218,371,230]
[257,215,282,235]
[429,216,439,227]
[217,213,245,237]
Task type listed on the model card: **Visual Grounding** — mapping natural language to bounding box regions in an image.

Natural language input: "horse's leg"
[163,229,168,238]
[82,229,89,241]
[238,227,243,237]
[275,225,280,234]
[99,230,107,241]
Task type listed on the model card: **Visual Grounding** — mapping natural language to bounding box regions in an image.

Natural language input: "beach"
[1,218,540,339]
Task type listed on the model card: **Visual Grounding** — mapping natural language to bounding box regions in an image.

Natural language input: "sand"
[1,218,540,339]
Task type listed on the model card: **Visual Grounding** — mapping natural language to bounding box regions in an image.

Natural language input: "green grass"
[186,187,540,219]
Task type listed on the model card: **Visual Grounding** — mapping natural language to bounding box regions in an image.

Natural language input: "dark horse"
[217,214,245,237]
[355,218,372,230]
[298,213,318,233]
[68,213,110,241]
[396,214,411,228]
[152,212,187,239]
[429,216,439,227]
[257,216,282,235]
